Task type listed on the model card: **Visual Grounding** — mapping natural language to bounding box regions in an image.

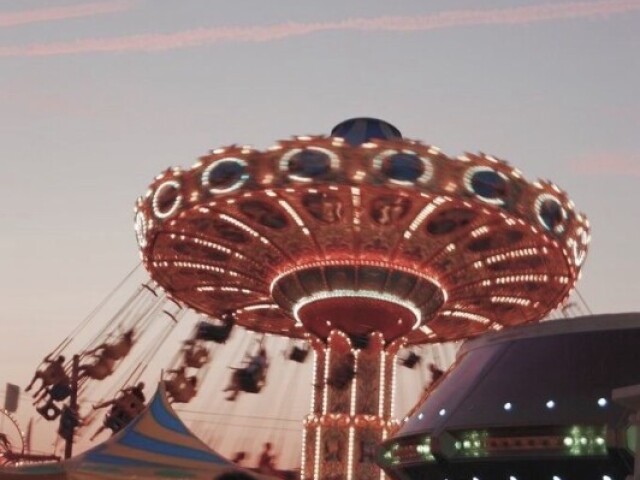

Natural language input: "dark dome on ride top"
[331,117,403,146]
[134,119,590,345]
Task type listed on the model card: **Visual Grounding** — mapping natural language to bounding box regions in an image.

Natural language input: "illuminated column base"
[301,331,403,480]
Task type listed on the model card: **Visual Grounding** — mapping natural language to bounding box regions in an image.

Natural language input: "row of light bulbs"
[410,397,609,422]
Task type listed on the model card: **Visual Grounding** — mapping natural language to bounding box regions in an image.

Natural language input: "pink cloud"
[0,1,136,28]
[571,153,640,176]
[0,0,639,56]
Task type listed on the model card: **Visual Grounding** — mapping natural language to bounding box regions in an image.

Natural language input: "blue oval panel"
[288,149,332,179]
[538,199,565,231]
[206,160,246,190]
[382,153,424,182]
[470,170,508,200]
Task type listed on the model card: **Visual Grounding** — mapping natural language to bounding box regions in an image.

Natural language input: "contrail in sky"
[572,153,640,176]
[0,0,638,57]
[0,1,136,28]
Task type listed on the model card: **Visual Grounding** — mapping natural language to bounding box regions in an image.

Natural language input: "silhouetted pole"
[64,354,80,459]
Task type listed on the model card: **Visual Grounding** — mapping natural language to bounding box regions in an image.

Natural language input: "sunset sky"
[0,0,639,458]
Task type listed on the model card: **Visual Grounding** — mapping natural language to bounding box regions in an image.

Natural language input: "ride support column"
[301,331,401,480]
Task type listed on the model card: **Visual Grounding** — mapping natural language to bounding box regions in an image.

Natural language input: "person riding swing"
[195,310,235,344]
[224,347,268,401]
[182,339,210,368]
[164,367,198,404]
[78,330,136,382]
[91,382,146,439]
[85,328,136,361]
[26,354,69,399]
[78,354,116,381]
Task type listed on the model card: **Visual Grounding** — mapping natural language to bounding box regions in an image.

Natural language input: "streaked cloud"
[0,1,135,28]
[0,0,639,56]
[571,153,640,176]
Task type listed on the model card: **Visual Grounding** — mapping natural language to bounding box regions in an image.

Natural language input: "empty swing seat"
[400,352,421,369]
[289,346,310,363]
[195,321,233,343]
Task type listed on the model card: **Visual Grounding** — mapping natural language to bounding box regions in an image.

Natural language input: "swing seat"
[234,367,266,393]
[49,382,72,401]
[288,346,309,363]
[196,322,232,344]
[37,401,61,421]
[400,352,421,369]
[119,395,145,417]
[105,406,134,433]
[185,353,209,368]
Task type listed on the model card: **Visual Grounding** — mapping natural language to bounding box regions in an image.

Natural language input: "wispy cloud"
[571,153,640,177]
[0,1,135,28]
[0,88,98,117]
[0,0,638,57]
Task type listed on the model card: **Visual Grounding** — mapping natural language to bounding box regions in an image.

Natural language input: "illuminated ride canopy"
[135,118,589,344]
[134,118,590,480]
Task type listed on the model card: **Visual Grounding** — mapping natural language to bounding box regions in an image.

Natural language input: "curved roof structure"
[380,313,640,479]
[134,119,590,344]
[0,384,275,480]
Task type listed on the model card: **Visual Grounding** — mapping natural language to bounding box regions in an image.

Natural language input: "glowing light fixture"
[292,289,422,329]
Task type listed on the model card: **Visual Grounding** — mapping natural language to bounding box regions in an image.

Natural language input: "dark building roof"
[380,313,640,480]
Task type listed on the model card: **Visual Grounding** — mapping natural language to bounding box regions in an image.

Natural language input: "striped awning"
[0,384,274,480]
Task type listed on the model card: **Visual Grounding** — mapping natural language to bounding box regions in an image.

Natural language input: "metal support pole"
[64,354,80,460]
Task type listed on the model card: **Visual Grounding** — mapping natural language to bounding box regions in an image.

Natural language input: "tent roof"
[77,382,230,470]
[1,384,274,480]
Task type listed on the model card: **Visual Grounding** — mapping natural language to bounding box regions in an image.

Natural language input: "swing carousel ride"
[8,118,589,479]
[13,266,455,472]
[128,117,590,480]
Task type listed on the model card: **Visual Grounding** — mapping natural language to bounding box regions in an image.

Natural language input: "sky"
[0,0,639,462]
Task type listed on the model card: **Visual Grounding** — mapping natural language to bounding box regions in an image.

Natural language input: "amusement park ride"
[132,118,589,479]
[2,118,589,480]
